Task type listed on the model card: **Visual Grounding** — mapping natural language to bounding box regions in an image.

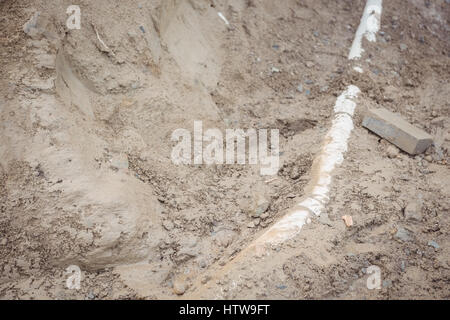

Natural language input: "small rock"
[253,197,270,217]
[395,227,412,242]
[342,215,353,227]
[271,67,280,73]
[162,220,174,231]
[201,275,211,284]
[305,89,311,96]
[172,277,187,295]
[110,153,129,170]
[313,31,319,37]
[305,61,314,68]
[424,155,432,162]
[260,213,269,220]
[386,145,399,158]
[296,84,303,93]
[247,221,255,228]
[382,280,392,288]
[213,229,235,248]
[290,167,300,180]
[399,43,408,52]
[400,261,406,272]
[320,85,329,93]
[428,240,439,249]
[319,213,333,227]
[404,202,422,221]
[305,79,314,85]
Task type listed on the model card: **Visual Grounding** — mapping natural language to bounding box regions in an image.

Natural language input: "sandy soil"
[0,0,449,299]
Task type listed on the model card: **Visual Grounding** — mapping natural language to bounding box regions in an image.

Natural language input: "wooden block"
[362,108,433,155]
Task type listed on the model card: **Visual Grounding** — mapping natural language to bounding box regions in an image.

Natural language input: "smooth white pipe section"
[348,0,382,60]
[218,12,230,26]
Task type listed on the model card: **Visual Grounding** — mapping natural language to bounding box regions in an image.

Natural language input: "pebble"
[201,275,211,284]
[399,43,408,52]
[319,213,333,227]
[320,85,329,93]
[271,67,280,73]
[400,261,406,272]
[428,240,440,249]
[290,167,300,180]
[296,84,303,93]
[173,277,187,295]
[254,198,270,217]
[395,227,412,242]
[305,79,314,85]
[110,153,129,170]
[404,201,422,221]
[305,61,314,68]
[162,220,174,231]
[260,213,269,220]
[386,145,399,158]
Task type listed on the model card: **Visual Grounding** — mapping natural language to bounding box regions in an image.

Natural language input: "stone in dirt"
[427,240,439,249]
[386,145,399,158]
[172,275,188,295]
[395,227,413,242]
[404,201,422,221]
[342,215,353,227]
[173,277,188,295]
[362,108,433,155]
